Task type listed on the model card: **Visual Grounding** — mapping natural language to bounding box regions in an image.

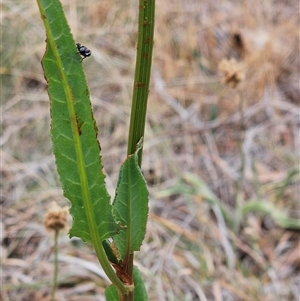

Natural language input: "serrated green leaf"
[113,139,149,260]
[37,0,119,243]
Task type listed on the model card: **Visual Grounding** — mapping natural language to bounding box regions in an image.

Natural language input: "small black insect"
[76,43,91,61]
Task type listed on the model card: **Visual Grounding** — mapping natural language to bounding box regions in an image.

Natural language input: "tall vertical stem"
[126,0,155,296]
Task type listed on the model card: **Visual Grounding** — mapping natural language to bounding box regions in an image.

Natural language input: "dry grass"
[1,0,299,300]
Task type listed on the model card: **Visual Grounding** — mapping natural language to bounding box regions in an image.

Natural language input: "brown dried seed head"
[44,202,69,232]
[218,58,245,88]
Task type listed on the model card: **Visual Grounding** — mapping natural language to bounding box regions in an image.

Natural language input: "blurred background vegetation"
[1,0,299,300]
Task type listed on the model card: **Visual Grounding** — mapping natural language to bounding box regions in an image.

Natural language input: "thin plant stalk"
[234,92,246,232]
[51,229,59,301]
[125,0,155,285]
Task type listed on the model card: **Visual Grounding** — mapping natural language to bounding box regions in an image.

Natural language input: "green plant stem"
[127,0,155,161]
[93,240,129,295]
[125,0,155,298]
[51,229,59,301]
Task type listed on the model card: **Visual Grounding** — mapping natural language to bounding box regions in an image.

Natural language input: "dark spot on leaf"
[75,114,83,135]
[135,82,145,88]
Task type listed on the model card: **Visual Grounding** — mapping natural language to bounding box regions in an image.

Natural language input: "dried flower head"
[218,58,245,88]
[44,202,69,232]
